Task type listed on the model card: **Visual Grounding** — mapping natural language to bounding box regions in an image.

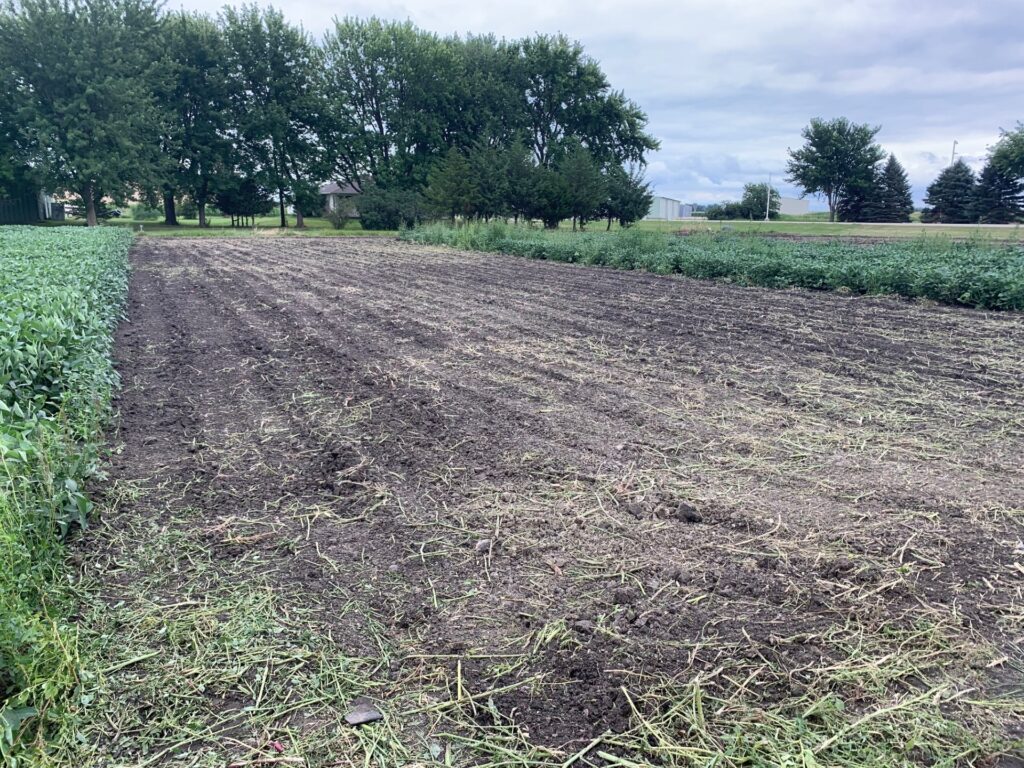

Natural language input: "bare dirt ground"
[68,237,1023,767]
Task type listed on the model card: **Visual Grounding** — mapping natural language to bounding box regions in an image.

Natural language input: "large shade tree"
[222,5,327,227]
[156,11,233,227]
[786,117,885,222]
[0,0,165,225]
[515,34,657,168]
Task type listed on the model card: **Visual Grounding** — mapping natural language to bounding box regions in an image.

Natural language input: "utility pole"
[765,173,772,221]
[950,140,958,165]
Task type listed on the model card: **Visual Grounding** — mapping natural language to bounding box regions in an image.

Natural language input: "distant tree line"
[0,0,658,227]
[705,183,781,220]
[418,142,652,231]
[786,117,1024,224]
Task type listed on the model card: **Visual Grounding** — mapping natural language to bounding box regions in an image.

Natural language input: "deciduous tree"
[786,117,885,222]
[992,123,1024,182]
[0,0,165,225]
[515,35,658,168]
[157,12,232,227]
[741,183,781,220]
[222,5,327,228]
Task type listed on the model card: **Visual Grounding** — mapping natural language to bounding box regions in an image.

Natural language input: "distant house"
[319,182,360,217]
[644,195,682,221]
[779,197,810,216]
[679,203,694,219]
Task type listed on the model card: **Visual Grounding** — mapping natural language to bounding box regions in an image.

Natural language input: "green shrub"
[130,203,161,221]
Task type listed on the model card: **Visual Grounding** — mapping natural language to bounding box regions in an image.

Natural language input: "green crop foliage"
[0,226,131,762]
[403,222,1024,310]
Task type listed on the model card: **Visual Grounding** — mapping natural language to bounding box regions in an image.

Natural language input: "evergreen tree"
[424,149,480,221]
[0,0,165,225]
[467,143,510,220]
[875,154,914,222]
[835,173,880,222]
[214,176,274,226]
[529,166,572,229]
[923,159,976,223]
[558,144,605,230]
[972,161,1022,224]
[503,142,537,223]
[602,164,653,229]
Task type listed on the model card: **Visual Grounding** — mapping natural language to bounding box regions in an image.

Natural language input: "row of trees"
[922,157,1023,224]
[0,0,658,227]
[422,142,651,230]
[786,117,1024,224]
[704,183,780,221]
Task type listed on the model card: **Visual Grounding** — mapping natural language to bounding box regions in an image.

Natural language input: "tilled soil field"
[70,237,1023,766]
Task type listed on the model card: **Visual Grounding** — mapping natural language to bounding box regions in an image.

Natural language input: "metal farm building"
[644,195,682,221]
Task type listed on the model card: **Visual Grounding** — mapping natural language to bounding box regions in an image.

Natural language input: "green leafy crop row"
[0,226,131,763]
[403,223,1024,310]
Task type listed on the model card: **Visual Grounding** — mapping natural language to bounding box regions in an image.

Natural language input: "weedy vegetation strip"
[0,226,131,761]
[403,222,1024,310]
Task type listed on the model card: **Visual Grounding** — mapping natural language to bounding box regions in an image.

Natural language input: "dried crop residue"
[70,237,1024,766]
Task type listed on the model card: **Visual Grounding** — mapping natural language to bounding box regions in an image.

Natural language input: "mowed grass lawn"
[53,212,1024,241]
[634,218,1024,240]
[66,214,397,236]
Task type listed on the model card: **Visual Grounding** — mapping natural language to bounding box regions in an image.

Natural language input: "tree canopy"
[0,3,657,228]
[0,0,166,224]
[991,123,1024,182]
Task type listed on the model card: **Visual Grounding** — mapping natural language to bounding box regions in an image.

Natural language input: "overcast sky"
[178,0,1023,208]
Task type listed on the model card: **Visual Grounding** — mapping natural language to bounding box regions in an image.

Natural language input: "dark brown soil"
[81,237,1024,762]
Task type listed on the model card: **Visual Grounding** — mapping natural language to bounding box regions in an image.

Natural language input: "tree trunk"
[606,216,612,231]
[279,188,286,228]
[84,183,97,226]
[198,201,207,228]
[163,191,178,226]
[296,209,305,228]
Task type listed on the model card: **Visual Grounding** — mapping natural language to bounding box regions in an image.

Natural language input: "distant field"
[635,218,1023,240]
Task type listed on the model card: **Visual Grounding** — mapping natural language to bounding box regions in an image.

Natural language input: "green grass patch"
[633,218,1023,239]
[0,226,131,762]
[61,215,398,237]
[403,222,1024,310]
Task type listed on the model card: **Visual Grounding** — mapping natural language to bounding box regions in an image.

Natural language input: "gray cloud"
[175,0,1023,206]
